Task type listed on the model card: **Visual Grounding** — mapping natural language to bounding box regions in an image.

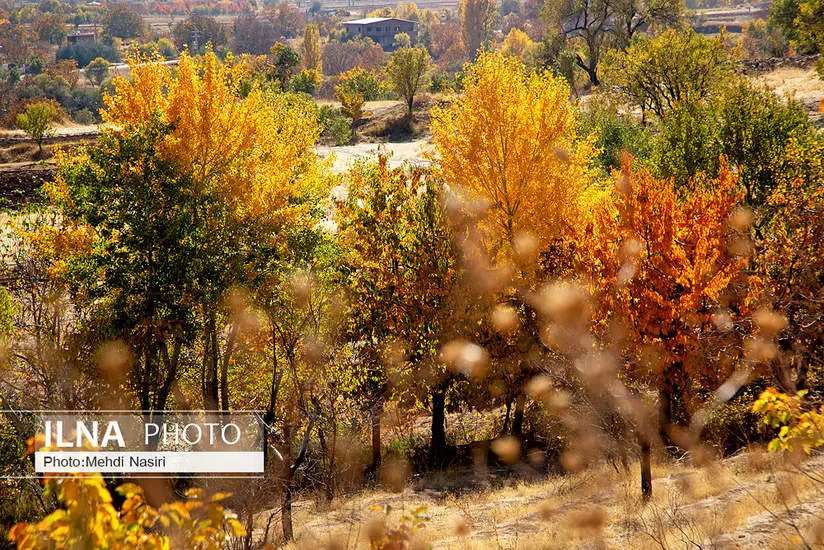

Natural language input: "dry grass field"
[266,451,824,549]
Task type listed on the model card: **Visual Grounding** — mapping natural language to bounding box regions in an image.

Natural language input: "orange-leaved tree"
[584,156,756,496]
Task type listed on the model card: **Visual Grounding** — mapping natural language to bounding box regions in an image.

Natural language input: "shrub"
[336,67,385,101]
[290,68,322,95]
[318,104,352,145]
[72,108,96,125]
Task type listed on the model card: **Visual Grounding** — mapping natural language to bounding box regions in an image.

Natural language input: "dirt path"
[316,139,434,173]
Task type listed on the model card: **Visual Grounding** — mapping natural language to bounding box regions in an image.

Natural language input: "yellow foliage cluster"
[753,388,824,454]
[430,51,597,258]
[9,475,245,550]
[102,49,323,221]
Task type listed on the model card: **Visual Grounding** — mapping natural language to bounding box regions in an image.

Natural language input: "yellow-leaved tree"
[102,48,323,221]
[430,51,597,260]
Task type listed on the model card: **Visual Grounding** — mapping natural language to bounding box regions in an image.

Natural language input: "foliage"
[267,42,301,87]
[393,32,412,49]
[768,0,822,54]
[459,0,498,60]
[172,14,227,53]
[84,57,110,87]
[584,157,754,417]
[104,4,144,38]
[648,79,809,204]
[9,475,245,549]
[56,42,121,67]
[501,27,533,57]
[335,158,458,472]
[336,67,385,101]
[603,28,736,120]
[542,0,682,85]
[231,13,276,55]
[366,505,430,550]
[33,13,65,44]
[431,51,595,255]
[290,68,322,95]
[15,100,59,156]
[753,388,824,453]
[302,23,322,73]
[579,92,652,174]
[335,87,369,127]
[384,46,430,115]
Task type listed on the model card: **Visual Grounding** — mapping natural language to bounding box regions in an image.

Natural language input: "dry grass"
[266,451,824,549]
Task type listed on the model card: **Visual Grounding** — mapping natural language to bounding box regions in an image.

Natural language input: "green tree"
[335,159,458,475]
[104,4,144,38]
[16,101,60,158]
[604,28,735,120]
[542,0,682,86]
[84,56,110,86]
[385,46,430,116]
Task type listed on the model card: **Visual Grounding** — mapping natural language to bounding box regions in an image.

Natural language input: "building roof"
[343,17,415,25]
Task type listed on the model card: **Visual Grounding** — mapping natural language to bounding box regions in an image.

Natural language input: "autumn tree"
[758,130,824,392]
[460,0,498,60]
[33,13,66,44]
[172,14,226,53]
[16,100,60,158]
[104,4,144,38]
[232,14,276,55]
[430,51,597,444]
[384,46,430,116]
[49,50,323,415]
[584,157,754,496]
[335,159,458,475]
[603,28,735,120]
[431,51,595,255]
[301,23,322,73]
[501,27,533,57]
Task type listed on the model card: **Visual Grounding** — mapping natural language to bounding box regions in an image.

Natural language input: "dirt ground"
[757,67,824,126]
[271,451,824,549]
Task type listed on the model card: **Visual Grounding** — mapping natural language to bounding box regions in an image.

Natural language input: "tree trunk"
[369,397,383,482]
[511,392,525,437]
[265,327,279,425]
[640,437,652,500]
[281,486,294,541]
[202,310,219,410]
[429,388,447,469]
[658,386,672,447]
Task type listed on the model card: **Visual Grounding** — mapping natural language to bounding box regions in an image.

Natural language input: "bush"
[72,107,96,125]
[318,105,353,145]
[579,93,652,175]
[290,68,322,95]
[336,67,385,101]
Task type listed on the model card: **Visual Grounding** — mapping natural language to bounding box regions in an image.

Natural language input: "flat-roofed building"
[342,17,416,51]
